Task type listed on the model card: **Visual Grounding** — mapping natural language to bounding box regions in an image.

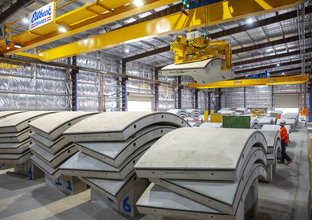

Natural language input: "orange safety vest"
[277,115,281,119]
[280,126,289,144]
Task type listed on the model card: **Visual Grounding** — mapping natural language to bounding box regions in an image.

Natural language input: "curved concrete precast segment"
[30,144,78,168]
[150,163,266,215]
[137,166,263,220]
[31,155,61,178]
[135,128,267,181]
[251,119,261,129]
[78,126,176,167]
[0,139,31,154]
[167,109,188,118]
[137,183,233,220]
[64,112,189,142]
[0,129,32,143]
[161,58,234,85]
[0,111,23,119]
[30,134,70,154]
[262,124,291,134]
[0,111,54,133]
[256,118,273,126]
[276,119,296,132]
[82,174,146,203]
[29,112,97,141]
[199,123,222,128]
[59,141,154,179]
[261,130,281,154]
[0,151,31,164]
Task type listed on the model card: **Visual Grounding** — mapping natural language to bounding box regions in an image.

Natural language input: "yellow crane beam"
[2,0,179,55]
[187,74,309,89]
[29,0,305,61]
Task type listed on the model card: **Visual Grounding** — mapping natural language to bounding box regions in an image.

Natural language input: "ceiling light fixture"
[276,63,280,67]
[13,43,22,48]
[58,25,67,33]
[22,18,28,24]
[246,18,254,24]
[133,0,144,7]
[266,48,271,52]
[125,48,130,53]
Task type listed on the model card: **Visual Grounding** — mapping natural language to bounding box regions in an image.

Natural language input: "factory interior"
[0,0,312,219]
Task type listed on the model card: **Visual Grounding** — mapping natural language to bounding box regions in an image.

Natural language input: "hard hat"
[280,120,286,124]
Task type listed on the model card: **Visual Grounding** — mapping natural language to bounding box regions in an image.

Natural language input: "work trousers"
[281,141,291,162]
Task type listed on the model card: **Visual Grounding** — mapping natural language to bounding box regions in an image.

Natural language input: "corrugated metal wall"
[0,57,308,113]
[222,84,309,110]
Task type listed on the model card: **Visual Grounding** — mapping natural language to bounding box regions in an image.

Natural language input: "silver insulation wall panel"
[222,84,309,109]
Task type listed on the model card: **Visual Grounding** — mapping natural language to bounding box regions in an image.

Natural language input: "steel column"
[178,76,182,109]
[208,92,212,114]
[71,56,78,111]
[155,68,159,112]
[195,89,199,109]
[244,87,246,108]
[271,85,274,108]
[121,60,127,111]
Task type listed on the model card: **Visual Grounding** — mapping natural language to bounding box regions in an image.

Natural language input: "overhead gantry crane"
[0,0,306,62]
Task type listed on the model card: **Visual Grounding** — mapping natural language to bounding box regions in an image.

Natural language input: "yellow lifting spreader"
[161,30,234,85]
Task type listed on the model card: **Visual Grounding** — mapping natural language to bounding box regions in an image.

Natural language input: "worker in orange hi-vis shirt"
[279,120,293,165]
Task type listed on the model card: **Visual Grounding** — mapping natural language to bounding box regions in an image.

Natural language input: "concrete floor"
[0,122,309,220]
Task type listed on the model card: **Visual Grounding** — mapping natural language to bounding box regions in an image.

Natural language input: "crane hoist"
[161,30,234,85]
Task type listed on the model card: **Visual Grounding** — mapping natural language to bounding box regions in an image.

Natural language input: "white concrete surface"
[0,122,309,220]
[135,128,267,180]
[29,112,96,141]
[0,111,53,133]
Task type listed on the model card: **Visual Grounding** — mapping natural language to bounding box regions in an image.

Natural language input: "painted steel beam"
[124,46,170,62]
[0,56,187,88]
[36,0,306,61]
[209,5,312,39]
[188,75,309,89]
[3,0,179,55]
[232,33,311,54]
[233,48,312,66]
[0,0,34,23]
[235,59,311,74]
[121,5,312,63]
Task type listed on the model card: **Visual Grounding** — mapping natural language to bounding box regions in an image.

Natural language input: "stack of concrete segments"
[260,131,281,183]
[135,128,268,219]
[251,118,261,129]
[188,122,201,127]
[167,109,188,118]
[276,119,296,132]
[269,110,283,118]
[281,113,299,128]
[235,108,248,115]
[0,111,24,169]
[29,112,97,178]
[199,122,222,128]
[0,111,53,167]
[0,111,23,119]
[256,117,273,126]
[58,112,190,218]
[218,109,236,115]
[261,124,291,135]
[185,109,200,118]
